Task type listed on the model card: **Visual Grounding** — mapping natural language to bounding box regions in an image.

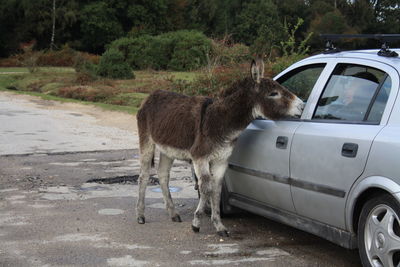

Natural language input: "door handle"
[342,143,358,158]
[276,136,288,149]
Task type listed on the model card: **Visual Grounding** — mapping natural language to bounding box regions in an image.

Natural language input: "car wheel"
[358,194,400,267]
[220,178,238,216]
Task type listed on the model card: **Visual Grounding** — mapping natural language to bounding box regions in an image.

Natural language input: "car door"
[225,61,327,213]
[290,59,399,229]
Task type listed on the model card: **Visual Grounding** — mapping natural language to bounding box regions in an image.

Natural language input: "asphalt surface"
[0,92,362,266]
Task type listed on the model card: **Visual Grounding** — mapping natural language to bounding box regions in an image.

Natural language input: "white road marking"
[189,257,275,265]
[205,244,239,255]
[147,203,165,209]
[98,208,125,215]
[6,195,26,200]
[0,188,19,193]
[54,233,106,242]
[256,247,290,256]
[107,255,149,267]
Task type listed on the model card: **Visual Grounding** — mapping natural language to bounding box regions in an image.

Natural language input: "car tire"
[220,178,238,217]
[357,194,400,267]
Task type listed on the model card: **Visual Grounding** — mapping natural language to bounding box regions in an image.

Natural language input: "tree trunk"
[50,0,56,50]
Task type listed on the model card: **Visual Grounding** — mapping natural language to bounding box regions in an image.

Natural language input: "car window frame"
[312,63,389,124]
[273,58,337,121]
[296,58,399,126]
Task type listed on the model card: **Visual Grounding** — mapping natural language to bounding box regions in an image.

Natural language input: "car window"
[277,63,326,102]
[367,75,392,123]
[313,64,390,123]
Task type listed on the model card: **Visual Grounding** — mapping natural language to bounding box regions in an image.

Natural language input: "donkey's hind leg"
[136,139,155,224]
[158,152,181,222]
[191,159,211,232]
[210,160,229,237]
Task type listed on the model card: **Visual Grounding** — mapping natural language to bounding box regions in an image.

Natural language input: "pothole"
[86,175,159,185]
[150,186,182,193]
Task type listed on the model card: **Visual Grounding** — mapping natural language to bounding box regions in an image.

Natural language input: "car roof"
[301,49,400,69]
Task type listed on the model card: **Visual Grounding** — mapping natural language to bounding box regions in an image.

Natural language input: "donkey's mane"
[218,77,255,98]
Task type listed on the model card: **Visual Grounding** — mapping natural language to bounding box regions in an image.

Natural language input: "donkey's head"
[250,59,304,120]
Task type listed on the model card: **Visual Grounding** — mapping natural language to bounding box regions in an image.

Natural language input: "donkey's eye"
[268,92,279,97]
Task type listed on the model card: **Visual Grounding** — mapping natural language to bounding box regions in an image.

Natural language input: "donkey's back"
[137,90,209,153]
[136,89,211,225]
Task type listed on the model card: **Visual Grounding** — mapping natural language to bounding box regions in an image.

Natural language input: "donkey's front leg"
[210,160,229,237]
[191,159,211,232]
[136,141,155,224]
[158,153,181,222]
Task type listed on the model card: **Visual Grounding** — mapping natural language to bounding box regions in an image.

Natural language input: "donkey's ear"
[250,60,261,84]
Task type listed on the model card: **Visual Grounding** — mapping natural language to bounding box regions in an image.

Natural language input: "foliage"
[167,31,211,71]
[233,0,285,55]
[1,0,400,58]
[97,48,134,79]
[18,42,41,73]
[57,85,116,102]
[280,18,313,57]
[172,63,248,97]
[270,18,313,76]
[270,54,306,76]
[109,30,211,71]
[73,54,99,84]
[80,1,124,53]
[209,37,251,66]
[0,46,99,68]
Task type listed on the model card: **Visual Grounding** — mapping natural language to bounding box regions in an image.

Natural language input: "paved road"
[0,92,138,155]
[0,92,361,266]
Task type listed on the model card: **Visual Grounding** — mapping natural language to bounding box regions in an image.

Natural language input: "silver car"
[222,47,400,266]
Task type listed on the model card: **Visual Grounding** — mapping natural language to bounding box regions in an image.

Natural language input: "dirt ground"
[3,91,139,134]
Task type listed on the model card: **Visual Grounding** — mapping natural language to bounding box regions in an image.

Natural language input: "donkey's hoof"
[192,225,200,233]
[137,216,145,224]
[171,215,182,222]
[217,230,229,237]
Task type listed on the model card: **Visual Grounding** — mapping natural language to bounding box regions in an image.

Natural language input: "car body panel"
[226,120,301,212]
[346,175,400,233]
[228,192,357,249]
[290,123,383,228]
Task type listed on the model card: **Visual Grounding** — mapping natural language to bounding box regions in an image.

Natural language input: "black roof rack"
[320,34,400,57]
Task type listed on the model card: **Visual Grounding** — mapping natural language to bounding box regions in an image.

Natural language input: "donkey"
[135,60,304,236]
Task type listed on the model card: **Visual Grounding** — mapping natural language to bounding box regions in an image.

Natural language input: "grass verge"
[0,68,200,114]
[0,87,139,114]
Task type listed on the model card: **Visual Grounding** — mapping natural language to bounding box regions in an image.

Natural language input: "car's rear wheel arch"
[352,187,390,234]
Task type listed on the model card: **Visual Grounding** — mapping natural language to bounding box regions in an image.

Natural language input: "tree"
[344,0,375,33]
[308,9,356,49]
[369,0,400,34]
[127,0,170,36]
[80,1,124,53]
[0,0,79,55]
[233,0,285,55]
[275,0,310,27]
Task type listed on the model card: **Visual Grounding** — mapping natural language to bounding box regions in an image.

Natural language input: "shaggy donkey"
[136,60,304,236]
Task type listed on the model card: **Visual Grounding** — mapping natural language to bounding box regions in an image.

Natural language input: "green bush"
[97,48,134,79]
[108,30,211,71]
[167,31,211,71]
[270,54,306,76]
[172,63,248,97]
[270,18,313,76]
[210,40,251,65]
